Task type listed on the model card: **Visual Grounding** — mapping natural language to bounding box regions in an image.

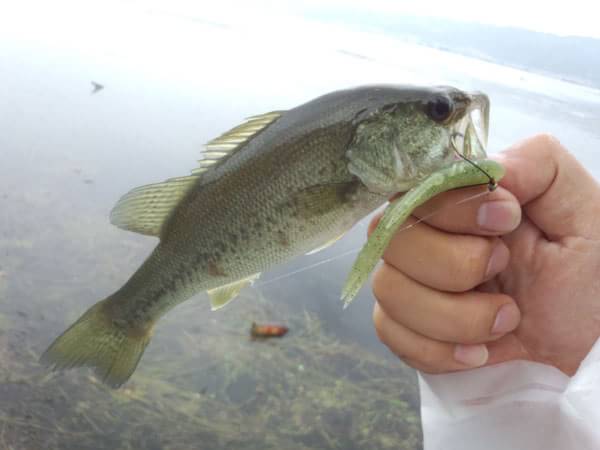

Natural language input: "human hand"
[371,134,600,376]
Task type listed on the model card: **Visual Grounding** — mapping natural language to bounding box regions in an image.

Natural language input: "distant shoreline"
[312,13,600,91]
[428,43,598,91]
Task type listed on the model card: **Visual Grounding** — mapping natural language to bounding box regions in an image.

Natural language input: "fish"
[41,85,491,387]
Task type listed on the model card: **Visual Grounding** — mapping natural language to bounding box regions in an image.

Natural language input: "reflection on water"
[1,6,600,450]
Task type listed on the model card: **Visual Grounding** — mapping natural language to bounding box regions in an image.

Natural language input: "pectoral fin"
[292,182,357,219]
[208,273,261,311]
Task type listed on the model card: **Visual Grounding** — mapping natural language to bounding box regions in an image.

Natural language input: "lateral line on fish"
[254,188,492,289]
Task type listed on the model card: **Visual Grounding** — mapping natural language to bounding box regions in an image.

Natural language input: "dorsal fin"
[109,111,284,237]
[192,111,284,177]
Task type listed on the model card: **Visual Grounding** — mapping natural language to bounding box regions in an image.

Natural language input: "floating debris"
[90,81,104,95]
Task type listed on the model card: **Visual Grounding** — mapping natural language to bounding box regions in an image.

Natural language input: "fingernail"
[454,344,488,367]
[477,201,521,232]
[485,243,509,278]
[492,304,520,335]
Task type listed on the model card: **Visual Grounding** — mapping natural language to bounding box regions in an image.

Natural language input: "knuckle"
[461,318,483,344]
[371,266,386,302]
[531,133,567,157]
[458,306,493,343]
[371,263,395,302]
[372,304,385,338]
[533,132,561,149]
[445,240,489,291]
[372,303,397,349]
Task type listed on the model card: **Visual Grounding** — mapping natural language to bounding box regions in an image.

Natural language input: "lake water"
[1,5,599,450]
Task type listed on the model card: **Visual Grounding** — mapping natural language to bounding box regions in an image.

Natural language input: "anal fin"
[208,273,261,311]
[305,232,346,255]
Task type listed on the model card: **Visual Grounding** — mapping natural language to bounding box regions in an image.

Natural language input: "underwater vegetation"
[0,161,421,449]
[0,297,421,450]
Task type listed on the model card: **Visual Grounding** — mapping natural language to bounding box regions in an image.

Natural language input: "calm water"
[1,6,599,450]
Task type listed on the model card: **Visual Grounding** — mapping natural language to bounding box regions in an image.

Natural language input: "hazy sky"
[298,0,600,39]
[2,0,599,40]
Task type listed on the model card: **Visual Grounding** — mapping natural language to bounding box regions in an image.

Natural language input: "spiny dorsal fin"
[110,111,284,237]
[192,111,284,177]
[110,175,198,237]
[208,273,261,311]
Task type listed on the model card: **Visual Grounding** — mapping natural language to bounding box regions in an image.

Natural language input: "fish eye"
[426,96,454,123]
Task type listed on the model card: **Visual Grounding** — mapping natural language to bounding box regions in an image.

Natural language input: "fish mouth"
[451,92,490,160]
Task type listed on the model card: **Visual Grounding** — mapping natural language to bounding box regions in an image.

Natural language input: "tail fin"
[40,298,153,388]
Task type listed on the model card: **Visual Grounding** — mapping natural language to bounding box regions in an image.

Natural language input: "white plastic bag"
[419,338,600,450]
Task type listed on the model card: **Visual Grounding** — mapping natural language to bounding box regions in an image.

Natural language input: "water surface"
[1,8,599,450]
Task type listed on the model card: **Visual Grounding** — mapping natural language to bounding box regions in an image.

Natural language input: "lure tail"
[40,296,153,388]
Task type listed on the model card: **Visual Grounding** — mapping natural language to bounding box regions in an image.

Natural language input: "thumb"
[493,134,600,241]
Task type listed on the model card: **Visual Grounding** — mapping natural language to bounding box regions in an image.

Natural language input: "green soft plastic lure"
[341,159,505,306]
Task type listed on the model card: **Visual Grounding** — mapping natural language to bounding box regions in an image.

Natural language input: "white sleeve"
[418,338,600,450]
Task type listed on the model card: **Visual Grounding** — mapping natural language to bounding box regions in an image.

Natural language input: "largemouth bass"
[42,85,492,387]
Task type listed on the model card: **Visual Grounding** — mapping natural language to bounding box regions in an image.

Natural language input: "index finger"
[406,184,522,236]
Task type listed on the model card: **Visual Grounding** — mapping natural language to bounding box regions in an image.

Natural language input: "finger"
[381,217,510,292]
[372,262,520,344]
[373,302,489,372]
[409,185,522,236]
[495,134,600,240]
[476,217,544,295]
[499,215,544,265]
